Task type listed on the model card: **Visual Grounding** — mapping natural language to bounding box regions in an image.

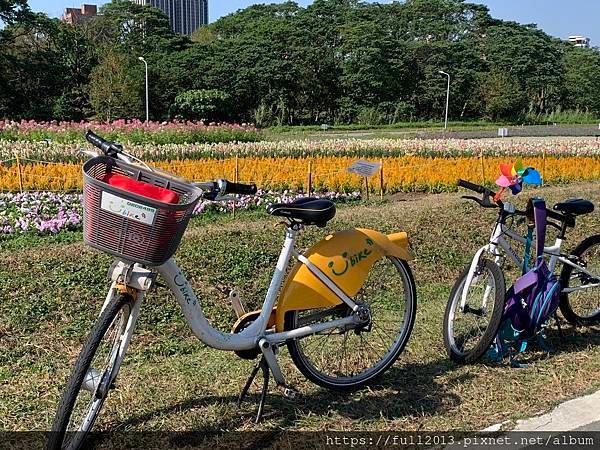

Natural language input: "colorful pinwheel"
[495,159,542,199]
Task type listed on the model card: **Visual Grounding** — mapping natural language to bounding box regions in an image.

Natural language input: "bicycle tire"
[559,234,600,326]
[443,259,505,364]
[285,257,416,391]
[47,293,134,450]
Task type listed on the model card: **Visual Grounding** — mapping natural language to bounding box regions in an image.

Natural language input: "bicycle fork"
[460,227,504,313]
[83,262,152,396]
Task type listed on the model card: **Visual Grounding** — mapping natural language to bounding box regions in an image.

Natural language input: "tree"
[482,22,564,116]
[0,0,30,25]
[0,15,72,119]
[171,89,231,121]
[88,0,188,56]
[562,46,600,114]
[88,51,143,122]
[479,70,527,120]
[0,0,598,124]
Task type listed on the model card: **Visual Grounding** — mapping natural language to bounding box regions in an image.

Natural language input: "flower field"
[2,137,600,162]
[1,153,599,193]
[0,120,261,144]
[0,190,360,236]
[1,136,600,227]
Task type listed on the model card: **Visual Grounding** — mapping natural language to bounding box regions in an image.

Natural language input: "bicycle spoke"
[290,257,414,384]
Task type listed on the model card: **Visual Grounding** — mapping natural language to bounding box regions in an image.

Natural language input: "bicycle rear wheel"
[443,259,505,364]
[559,235,600,325]
[285,256,416,391]
[47,293,134,450]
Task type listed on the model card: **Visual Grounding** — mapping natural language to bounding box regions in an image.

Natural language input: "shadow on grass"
[95,322,600,450]
[109,324,600,429]
[110,357,462,434]
[503,322,600,365]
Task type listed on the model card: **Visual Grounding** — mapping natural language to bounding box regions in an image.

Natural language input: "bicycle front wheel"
[47,293,134,450]
[443,259,505,364]
[559,234,600,326]
[285,256,416,391]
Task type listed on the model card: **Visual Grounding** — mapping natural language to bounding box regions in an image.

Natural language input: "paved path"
[574,420,600,431]
[513,389,600,431]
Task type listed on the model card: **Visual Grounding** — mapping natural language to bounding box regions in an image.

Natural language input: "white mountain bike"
[47,131,417,449]
[443,179,599,364]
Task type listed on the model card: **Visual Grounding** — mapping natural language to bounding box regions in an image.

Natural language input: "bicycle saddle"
[553,199,595,216]
[267,197,336,227]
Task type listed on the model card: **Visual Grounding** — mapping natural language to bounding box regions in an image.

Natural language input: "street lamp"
[138,57,149,123]
[439,70,450,130]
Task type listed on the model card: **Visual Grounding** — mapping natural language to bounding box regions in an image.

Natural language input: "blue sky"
[30,0,600,46]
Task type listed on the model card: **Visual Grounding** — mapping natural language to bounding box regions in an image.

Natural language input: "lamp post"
[439,70,450,130]
[138,57,149,123]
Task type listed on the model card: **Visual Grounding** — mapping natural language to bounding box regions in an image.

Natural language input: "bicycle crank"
[231,309,277,360]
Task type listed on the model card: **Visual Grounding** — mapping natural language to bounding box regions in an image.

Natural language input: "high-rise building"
[62,4,98,25]
[568,35,591,48]
[133,1,208,35]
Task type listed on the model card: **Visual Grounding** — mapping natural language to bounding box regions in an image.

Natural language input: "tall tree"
[89,51,143,122]
[562,45,600,114]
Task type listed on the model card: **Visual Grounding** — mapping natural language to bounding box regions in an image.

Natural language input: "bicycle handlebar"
[222,180,258,196]
[85,131,258,200]
[456,179,502,209]
[85,130,123,157]
[457,179,575,227]
[199,180,257,200]
[457,179,490,195]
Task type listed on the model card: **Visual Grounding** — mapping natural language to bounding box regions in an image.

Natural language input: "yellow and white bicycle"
[48,131,417,449]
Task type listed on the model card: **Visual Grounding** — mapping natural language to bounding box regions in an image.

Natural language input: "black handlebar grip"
[85,130,107,150]
[457,179,486,194]
[224,181,258,196]
[85,130,122,157]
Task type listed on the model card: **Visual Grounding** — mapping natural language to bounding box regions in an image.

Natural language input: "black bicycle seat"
[267,198,336,226]
[553,199,595,216]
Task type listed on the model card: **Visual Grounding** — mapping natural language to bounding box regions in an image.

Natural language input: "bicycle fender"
[275,228,413,331]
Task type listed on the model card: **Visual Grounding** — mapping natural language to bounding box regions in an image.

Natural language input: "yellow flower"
[1,156,599,192]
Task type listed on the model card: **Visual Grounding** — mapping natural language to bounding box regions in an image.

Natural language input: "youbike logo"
[101,191,157,225]
[327,238,375,276]
[174,272,196,306]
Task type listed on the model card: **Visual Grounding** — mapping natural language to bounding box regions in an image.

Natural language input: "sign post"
[347,160,383,201]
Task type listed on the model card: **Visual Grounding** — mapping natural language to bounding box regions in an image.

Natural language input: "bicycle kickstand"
[256,358,270,423]
[237,355,271,423]
[554,313,566,342]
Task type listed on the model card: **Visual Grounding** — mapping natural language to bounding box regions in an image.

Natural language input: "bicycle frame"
[107,226,364,355]
[461,203,600,310]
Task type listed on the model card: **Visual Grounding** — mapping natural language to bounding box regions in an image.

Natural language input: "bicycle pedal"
[277,384,298,399]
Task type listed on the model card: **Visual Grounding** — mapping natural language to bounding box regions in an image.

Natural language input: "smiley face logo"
[328,252,350,276]
[108,199,126,214]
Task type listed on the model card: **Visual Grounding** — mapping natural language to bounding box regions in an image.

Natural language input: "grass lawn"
[1,182,600,443]
[266,122,499,141]
[265,121,600,141]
